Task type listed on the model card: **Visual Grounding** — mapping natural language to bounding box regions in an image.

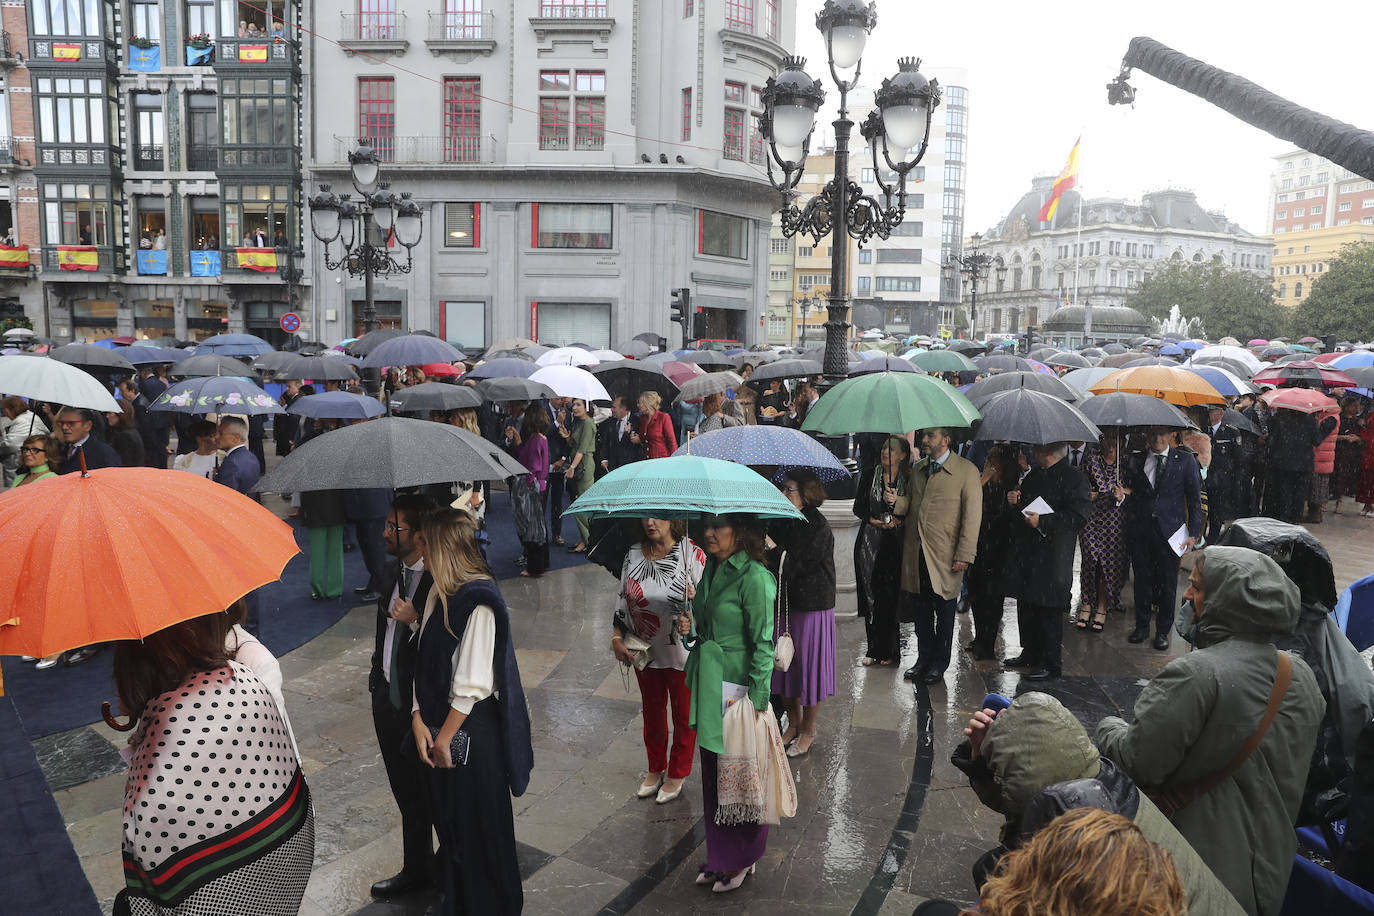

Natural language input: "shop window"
[698,210,748,260]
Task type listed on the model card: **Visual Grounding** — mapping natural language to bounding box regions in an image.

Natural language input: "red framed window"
[681,88,692,141]
[762,0,778,40]
[358,77,395,161]
[443,0,482,38]
[443,77,480,163]
[574,97,605,150]
[724,0,752,32]
[749,113,764,164]
[724,80,744,103]
[683,0,693,14]
[539,69,570,92]
[539,98,569,150]
[358,0,396,39]
[539,0,607,17]
[723,107,745,161]
[532,202,612,249]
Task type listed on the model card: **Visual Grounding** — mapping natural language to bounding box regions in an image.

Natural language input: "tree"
[1126,260,1290,341]
[1296,242,1374,341]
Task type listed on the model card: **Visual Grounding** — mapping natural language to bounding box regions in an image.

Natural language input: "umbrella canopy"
[1089,366,1225,406]
[590,360,679,402]
[528,365,612,402]
[276,354,359,382]
[361,334,465,370]
[150,376,282,415]
[974,388,1102,444]
[1077,392,1193,430]
[966,371,1081,407]
[910,350,979,373]
[1194,345,1263,373]
[587,349,623,363]
[0,468,299,658]
[672,425,849,482]
[253,351,302,373]
[420,362,462,378]
[1299,336,1321,344]
[1260,346,1293,361]
[632,332,662,346]
[1101,351,1150,368]
[1188,355,1255,379]
[1028,347,1060,362]
[257,417,525,493]
[678,350,734,369]
[0,353,120,412]
[1344,366,1374,388]
[2,327,35,339]
[1079,347,1106,358]
[975,354,1034,373]
[1121,357,1182,369]
[535,346,599,367]
[1158,344,1185,357]
[1247,339,1269,347]
[1289,344,1314,353]
[674,371,743,404]
[172,354,261,380]
[617,339,653,359]
[801,371,980,435]
[1219,408,1261,436]
[1331,351,1374,369]
[1044,352,1092,369]
[566,455,803,520]
[848,355,918,375]
[483,348,537,363]
[121,345,188,366]
[388,381,482,413]
[1059,366,1121,394]
[348,328,416,357]
[1182,366,1256,397]
[483,337,538,357]
[1252,360,1356,389]
[1101,343,1128,355]
[1260,387,1336,414]
[286,390,385,419]
[751,358,822,382]
[193,333,274,357]
[477,376,558,403]
[946,339,986,354]
[661,360,707,388]
[466,358,537,380]
[49,343,136,374]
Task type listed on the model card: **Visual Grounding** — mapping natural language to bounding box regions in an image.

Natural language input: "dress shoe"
[921,671,943,686]
[712,864,755,893]
[64,646,102,667]
[1128,625,1150,644]
[36,656,60,670]
[356,590,381,602]
[656,783,684,804]
[637,774,663,798]
[902,665,927,682]
[353,585,370,595]
[370,871,431,898]
[1026,668,1061,681]
[1002,654,1036,668]
[1152,633,1170,651]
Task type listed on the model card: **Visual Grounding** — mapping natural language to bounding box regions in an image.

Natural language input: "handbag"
[773,552,794,673]
[426,726,471,765]
[620,631,653,671]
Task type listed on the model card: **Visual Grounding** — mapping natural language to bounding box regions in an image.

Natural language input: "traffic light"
[669,287,691,348]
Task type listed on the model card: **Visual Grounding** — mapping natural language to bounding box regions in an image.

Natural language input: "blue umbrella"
[671,425,850,482]
[849,356,917,375]
[1159,344,1185,356]
[122,345,189,365]
[92,338,120,350]
[465,358,538,380]
[1183,366,1254,397]
[1180,340,1206,351]
[193,333,274,357]
[360,334,465,370]
[567,455,803,520]
[149,376,283,415]
[1332,351,1374,369]
[286,390,386,419]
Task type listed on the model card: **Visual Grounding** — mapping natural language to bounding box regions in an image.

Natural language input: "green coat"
[683,550,775,755]
[568,417,596,490]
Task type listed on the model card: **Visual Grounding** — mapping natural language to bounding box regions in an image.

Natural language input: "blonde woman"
[407,509,533,915]
[634,390,677,459]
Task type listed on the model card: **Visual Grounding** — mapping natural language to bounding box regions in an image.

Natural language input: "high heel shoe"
[712,864,755,893]
[656,781,683,804]
[636,774,663,798]
[695,869,717,886]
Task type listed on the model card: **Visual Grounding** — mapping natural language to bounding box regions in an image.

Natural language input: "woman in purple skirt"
[769,469,836,758]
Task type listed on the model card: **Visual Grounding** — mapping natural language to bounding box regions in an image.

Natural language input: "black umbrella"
[360,334,465,370]
[146,336,189,348]
[252,351,301,373]
[633,332,662,346]
[1044,352,1092,370]
[946,339,986,355]
[967,371,1080,407]
[286,391,386,419]
[590,359,679,402]
[1345,366,1374,388]
[172,354,262,381]
[1080,347,1106,358]
[255,416,525,493]
[388,381,482,413]
[681,350,735,368]
[1102,343,1128,355]
[973,388,1101,445]
[1077,392,1193,429]
[466,358,537,380]
[975,354,1034,373]
[1029,347,1061,362]
[1219,408,1261,436]
[477,377,558,402]
[751,358,823,382]
[49,343,135,374]
[346,328,408,357]
[275,354,359,382]
[848,356,917,375]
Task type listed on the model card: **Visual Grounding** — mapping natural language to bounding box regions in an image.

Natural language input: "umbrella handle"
[102,700,135,732]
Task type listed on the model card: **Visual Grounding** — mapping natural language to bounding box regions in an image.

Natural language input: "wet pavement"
[38,508,1374,915]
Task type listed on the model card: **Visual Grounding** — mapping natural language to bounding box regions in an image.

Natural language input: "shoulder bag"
[773,552,794,672]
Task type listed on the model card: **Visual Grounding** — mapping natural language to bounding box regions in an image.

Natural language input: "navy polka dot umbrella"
[671,425,850,483]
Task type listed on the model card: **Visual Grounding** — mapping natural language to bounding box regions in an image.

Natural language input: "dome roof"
[1042,305,1150,333]
[997,179,1082,234]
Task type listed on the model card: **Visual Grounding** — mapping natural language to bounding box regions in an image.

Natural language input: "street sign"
[279,312,301,333]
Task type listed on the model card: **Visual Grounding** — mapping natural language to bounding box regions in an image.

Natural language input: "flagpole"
[1076,137,1091,345]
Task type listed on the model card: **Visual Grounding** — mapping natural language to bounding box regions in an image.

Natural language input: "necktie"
[1072,449,1081,467]
[1152,453,1166,489]
[388,567,415,709]
[928,460,938,479]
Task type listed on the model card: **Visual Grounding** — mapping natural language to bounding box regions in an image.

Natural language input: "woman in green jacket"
[678,515,776,894]
[562,398,596,552]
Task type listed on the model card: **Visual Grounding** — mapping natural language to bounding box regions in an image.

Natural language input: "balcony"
[133,144,164,171]
[0,136,14,166]
[339,13,408,54]
[718,12,785,69]
[539,1,607,15]
[187,144,218,171]
[424,11,496,55]
[331,134,489,165]
[529,2,613,44]
[0,31,18,67]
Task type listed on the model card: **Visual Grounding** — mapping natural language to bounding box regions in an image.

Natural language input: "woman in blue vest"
[409,509,534,915]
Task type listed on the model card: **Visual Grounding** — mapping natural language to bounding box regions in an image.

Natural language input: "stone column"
[819,498,859,615]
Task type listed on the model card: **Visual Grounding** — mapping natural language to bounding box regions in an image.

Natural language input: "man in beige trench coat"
[900,427,983,684]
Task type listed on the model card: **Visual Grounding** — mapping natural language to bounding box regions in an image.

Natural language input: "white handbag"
[773,553,793,673]
[620,631,653,671]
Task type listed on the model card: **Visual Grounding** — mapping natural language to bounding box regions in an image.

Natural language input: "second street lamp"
[942,232,1005,339]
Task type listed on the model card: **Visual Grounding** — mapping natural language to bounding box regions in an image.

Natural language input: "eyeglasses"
[20,447,47,455]
[781,486,801,495]
[55,419,89,427]
[384,522,410,533]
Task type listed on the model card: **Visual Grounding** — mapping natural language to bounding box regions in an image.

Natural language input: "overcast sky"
[791,0,1367,238]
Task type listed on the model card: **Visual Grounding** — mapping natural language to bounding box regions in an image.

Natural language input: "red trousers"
[634,666,696,779]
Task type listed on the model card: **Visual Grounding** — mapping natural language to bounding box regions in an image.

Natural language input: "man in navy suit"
[213,416,261,496]
[595,396,639,477]
[55,407,123,474]
[1122,426,1202,650]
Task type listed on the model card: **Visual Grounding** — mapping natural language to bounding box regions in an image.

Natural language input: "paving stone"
[521,856,626,915]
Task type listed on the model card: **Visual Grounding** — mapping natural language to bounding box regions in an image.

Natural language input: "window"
[533,203,612,249]
[1338,218,1351,225]
[43,182,115,246]
[440,301,486,349]
[723,107,745,161]
[1276,211,1288,219]
[186,0,216,43]
[876,277,920,292]
[442,78,481,163]
[769,269,789,282]
[134,197,166,263]
[539,98,569,150]
[131,0,161,41]
[1293,208,1304,217]
[220,77,297,167]
[443,202,479,248]
[684,0,693,15]
[725,0,752,32]
[186,93,218,169]
[797,246,812,258]
[860,168,876,183]
[189,196,220,251]
[1364,199,1374,208]
[1109,269,1119,286]
[223,184,292,249]
[856,276,870,294]
[358,0,397,39]
[1278,283,1286,298]
[858,249,872,264]
[1310,223,1321,230]
[442,0,483,38]
[539,0,607,16]
[761,0,778,39]
[876,249,921,264]
[889,220,923,237]
[31,0,102,36]
[540,69,603,151]
[1295,191,1305,199]
[699,210,748,259]
[358,77,395,161]
[724,81,745,103]
[797,272,828,291]
[132,93,164,171]
[1311,205,1323,215]
[35,78,108,147]
[574,97,605,150]
[770,237,790,254]
[1278,193,1289,202]
[1295,281,1303,297]
[681,88,692,141]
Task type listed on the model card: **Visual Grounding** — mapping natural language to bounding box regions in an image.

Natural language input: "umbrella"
[1029,347,1060,362]
[1345,366,1374,388]
[566,455,803,520]
[966,371,1081,407]
[121,345,188,366]
[1044,352,1092,370]
[1219,408,1261,436]
[1298,336,1321,344]
[1179,341,1206,352]
[257,417,525,494]
[1158,344,1185,357]
[1182,366,1256,397]
[528,365,612,402]
[49,343,136,374]
[632,332,662,346]
[590,360,679,402]
[737,350,779,367]
[1101,343,1128,355]
[346,328,407,356]
[1261,346,1292,361]
[1194,345,1263,372]
[1079,347,1106,358]
[1260,388,1336,414]
[587,349,623,363]
[674,371,743,404]
[193,333,274,357]
[751,359,822,382]
[286,391,385,420]
[1290,344,1314,353]
[483,348,537,362]
[253,351,302,373]
[0,468,299,658]
[661,360,707,388]
[2,328,35,339]
[617,339,653,359]
[641,352,675,366]
[466,358,538,380]
[536,346,599,368]
[173,354,262,381]
[671,425,850,483]
[276,354,359,382]
[0,354,120,412]
[1089,366,1225,406]
[801,371,980,435]
[974,388,1102,444]
[1101,351,1150,368]
[946,339,985,354]
[1060,367,1121,394]
[483,337,538,357]
[361,334,465,370]
[848,356,918,375]
[910,350,979,373]
[1252,360,1356,389]
[477,377,558,402]
[388,381,482,413]
[680,350,736,369]
[1247,339,1269,347]
[1188,356,1255,379]
[1120,356,1182,369]
[1332,351,1374,369]
[150,376,282,415]
[1077,392,1193,430]
[420,362,463,378]
[975,355,1034,373]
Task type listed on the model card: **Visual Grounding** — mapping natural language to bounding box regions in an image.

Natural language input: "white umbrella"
[3,328,36,339]
[587,349,623,363]
[536,346,599,368]
[0,354,120,411]
[527,365,611,402]
[1059,366,1120,394]
[1192,345,1263,373]
[673,371,743,404]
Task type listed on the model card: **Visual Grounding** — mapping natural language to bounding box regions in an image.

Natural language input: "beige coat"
[900,451,983,599]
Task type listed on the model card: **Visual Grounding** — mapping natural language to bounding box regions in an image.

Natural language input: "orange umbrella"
[1088,366,1225,406]
[0,468,299,658]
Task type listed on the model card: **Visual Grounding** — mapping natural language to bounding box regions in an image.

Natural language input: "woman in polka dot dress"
[112,612,315,916]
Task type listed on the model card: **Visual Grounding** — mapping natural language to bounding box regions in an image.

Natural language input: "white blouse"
[412,590,496,716]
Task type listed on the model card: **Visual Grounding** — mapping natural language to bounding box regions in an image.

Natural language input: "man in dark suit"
[1003,442,1092,680]
[344,485,392,602]
[137,367,172,468]
[368,493,436,899]
[55,407,123,474]
[213,416,261,495]
[595,396,639,477]
[1123,426,1203,650]
[1205,406,1240,541]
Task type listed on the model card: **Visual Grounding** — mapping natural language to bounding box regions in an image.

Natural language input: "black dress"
[853,465,905,663]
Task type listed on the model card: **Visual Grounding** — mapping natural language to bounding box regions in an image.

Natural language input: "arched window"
[1295,281,1303,298]
[1278,282,1286,298]
[1192,252,1203,262]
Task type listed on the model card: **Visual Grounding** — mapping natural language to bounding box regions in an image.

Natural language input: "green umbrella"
[909,349,978,373]
[801,371,981,435]
[566,455,803,520]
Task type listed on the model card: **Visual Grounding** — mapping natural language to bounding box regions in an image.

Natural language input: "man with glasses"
[55,407,122,475]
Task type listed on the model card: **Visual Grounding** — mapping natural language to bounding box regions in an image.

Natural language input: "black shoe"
[1026,668,1061,681]
[921,671,944,685]
[902,665,927,682]
[1152,633,1170,651]
[63,646,102,667]
[357,590,381,602]
[353,586,370,595]
[1002,654,1036,668]
[1128,625,1150,644]
[370,871,431,899]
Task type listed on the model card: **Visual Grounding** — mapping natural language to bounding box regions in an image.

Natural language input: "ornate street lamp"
[309,144,424,335]
[942,232,1005,339]
[761,1,941,389]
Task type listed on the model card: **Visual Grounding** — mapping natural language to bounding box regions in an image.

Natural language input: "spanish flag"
[1038,136,1080,223]
[236,247,277,272]
[57,246,98,271]
[238,44,268,62]
[0,245,28,268]
[52,43,82,60]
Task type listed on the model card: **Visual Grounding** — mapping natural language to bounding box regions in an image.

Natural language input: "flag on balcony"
[52,43,82,60]
[129,43,161,71]
[238,44,267,62]
[0,245,28,269]
[136,250,168,275]
[235,248,277,272]
[185,44,213,65]
[57,246,98,271]
[1038,136,1080,223]
[190,250,221,277]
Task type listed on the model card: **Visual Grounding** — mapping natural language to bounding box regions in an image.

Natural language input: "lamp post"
[761,0,941,391]
[308,144,424,337]
[941,232,1005,340]
[795,293,820,348]
[275,243,303,344]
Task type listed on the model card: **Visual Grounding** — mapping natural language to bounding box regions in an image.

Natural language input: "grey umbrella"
[361,334,465,369]
[286,391,386,420]
[276,354,360,381]
[466,358,537,380]
[975,354,1034,373]
[974,388,1102,445]
[252,351,301,373]
[346,328,408,357]
[1044,352,1093,369]
[388,381,482,413]
[1029,347,1061,362]
[477,377,558,402]
[1077,392,1193,429]
[751,358,822,382]
[1219,407,1261,436]
[170,354,262,381]
[483,348,536,362]
[255,416,525,494]
[1119,356,1182,369]
[674,371,743,404]
[680,350,735,368]
[848,355,918,375]
[49,343,136,374]
[616,339,653,359]
[967,371,1080,407]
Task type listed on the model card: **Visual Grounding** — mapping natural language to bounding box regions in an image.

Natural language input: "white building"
[305,0,797,350]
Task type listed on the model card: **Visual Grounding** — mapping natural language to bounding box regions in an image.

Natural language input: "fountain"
[1152,303,1205,338]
